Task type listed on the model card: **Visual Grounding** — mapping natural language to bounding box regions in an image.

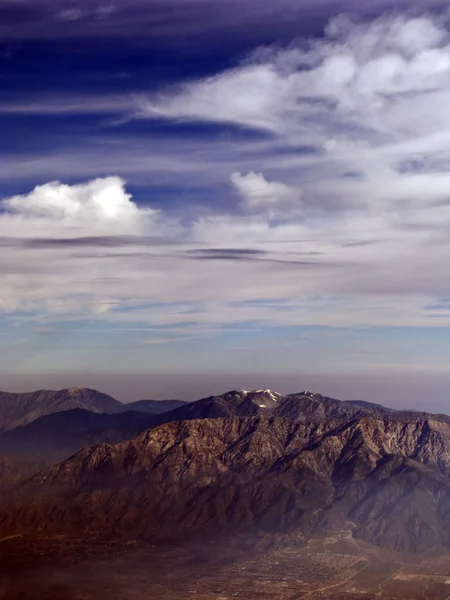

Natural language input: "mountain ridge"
[0,387,190,432]
[0,387,123,431]
[149,388,450,428]
[1,410,449,553]
[0,386,448,470]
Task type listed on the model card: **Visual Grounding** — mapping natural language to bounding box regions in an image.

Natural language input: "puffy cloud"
[230,171,301,215]
[1,177,157,237]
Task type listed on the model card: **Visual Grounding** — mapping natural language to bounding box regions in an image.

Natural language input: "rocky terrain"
[0,387,448,557]
[0,404,447,553]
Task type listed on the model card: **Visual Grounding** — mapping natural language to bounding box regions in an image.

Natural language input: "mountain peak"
[232,388,282,398]
[221,389,283,409]
[67,386,84,395]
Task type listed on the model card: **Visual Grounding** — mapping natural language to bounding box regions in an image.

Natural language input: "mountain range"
[0,387,123,431]
[0,387,187,432]
[0,387,448,554]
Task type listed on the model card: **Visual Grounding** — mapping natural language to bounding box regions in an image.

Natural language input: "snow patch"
[267,390,280,402]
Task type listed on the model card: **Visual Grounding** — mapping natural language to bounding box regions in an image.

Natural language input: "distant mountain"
[121,399,187,415]
[1,387,447,470]
[3,413,449,552]
[0,408,157,465]
[0,387,123,431]
[153,388,450,427]
[149,389,364,424]
[347,399,450,424]
[0,386,446,436]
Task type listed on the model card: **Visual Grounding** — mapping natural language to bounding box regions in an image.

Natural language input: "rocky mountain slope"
[2,411,449,553]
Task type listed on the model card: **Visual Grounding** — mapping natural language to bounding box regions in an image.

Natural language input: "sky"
[1,0,450,410]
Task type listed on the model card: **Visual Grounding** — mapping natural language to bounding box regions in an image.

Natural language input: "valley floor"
[1,528,449,600]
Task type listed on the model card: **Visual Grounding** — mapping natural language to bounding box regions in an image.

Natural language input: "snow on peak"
[252,389,281,403]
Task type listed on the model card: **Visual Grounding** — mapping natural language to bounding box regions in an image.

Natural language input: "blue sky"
[1,0,450,409]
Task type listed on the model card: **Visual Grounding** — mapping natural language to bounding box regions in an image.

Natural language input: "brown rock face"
[1,411,449,553]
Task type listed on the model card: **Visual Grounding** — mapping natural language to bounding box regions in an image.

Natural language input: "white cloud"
[4,15,450,335]
[230,171,301,215]
[137,64,288,131]
[0,177,445,331]
[137,13,450,216]
[1,177,157,237]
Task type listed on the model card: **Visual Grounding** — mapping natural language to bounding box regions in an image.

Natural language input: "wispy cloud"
[0,171,445,332]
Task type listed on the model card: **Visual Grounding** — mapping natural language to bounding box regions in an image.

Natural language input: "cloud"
[0,0,418,42]
[0,177,158,237]
[0,95,132,116]
[3,12,450,337]
[188,248,268,260]
[56,9,84,22]
[230,171,301,216]
[138,64,287,131]
[133,13,450,228]
[0,172,442,331]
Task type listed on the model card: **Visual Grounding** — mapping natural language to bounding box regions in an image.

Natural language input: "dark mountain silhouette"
[0,409,158,465]
[0,387,190,435]
[0,387,123,431]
